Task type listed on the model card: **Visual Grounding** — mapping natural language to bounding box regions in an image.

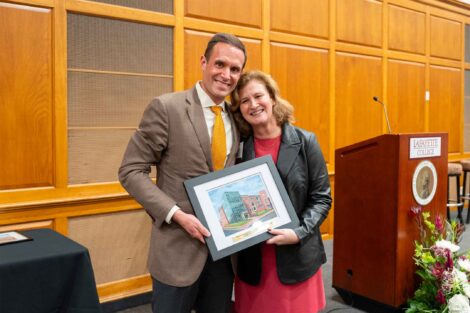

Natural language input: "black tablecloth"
[0,228,102,313]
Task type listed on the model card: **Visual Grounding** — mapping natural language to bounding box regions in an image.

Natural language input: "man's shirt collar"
[196,81,226,111]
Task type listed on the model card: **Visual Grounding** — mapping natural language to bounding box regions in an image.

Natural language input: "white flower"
[463,284,470,299]
[459,259,470,272]
[448,294,470,313]
[436,240,460,253]
[454,268,468,284]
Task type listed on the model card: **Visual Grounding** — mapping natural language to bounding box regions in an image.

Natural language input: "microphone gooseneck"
[373,97,392,134]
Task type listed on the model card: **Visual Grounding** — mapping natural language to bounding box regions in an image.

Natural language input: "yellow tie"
[210,106,226,171]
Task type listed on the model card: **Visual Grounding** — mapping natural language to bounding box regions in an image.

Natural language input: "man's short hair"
[204,33,247,68]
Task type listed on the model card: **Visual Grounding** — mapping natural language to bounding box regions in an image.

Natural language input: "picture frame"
[184,155,299,261]
[0,231,33,246]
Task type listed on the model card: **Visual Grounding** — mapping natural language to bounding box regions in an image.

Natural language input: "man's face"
[200,42,245,104]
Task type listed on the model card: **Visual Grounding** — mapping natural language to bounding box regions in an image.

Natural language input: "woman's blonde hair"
[230,70,294,137]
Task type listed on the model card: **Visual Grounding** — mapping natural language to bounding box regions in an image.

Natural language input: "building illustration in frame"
[209,174,278,236]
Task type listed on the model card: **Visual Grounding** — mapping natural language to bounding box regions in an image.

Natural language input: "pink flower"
[441,270,454,293]
[446,249,454,269]
[435,215,444,234]
[431,263,445,278]
[432,246,448,259]
[409,206,422,217]
[407,208,469,312]
[436,289,446,304]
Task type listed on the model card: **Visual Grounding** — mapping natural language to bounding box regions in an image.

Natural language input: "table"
[0,228,102,313]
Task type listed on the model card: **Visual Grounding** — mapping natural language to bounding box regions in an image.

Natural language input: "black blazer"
[237,124,332,285]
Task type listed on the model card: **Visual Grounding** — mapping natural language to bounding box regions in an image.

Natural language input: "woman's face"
[238,79,276,129]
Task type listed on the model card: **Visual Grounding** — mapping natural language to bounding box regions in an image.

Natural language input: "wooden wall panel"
[465,70,470,152]
[387,60,426,133]
[270,0,329,38]
[1,0,469,303]
[335,52,383,148]
[68,210,151,284]
[270,43,330,161]
[429,66,461,153]
[0,220,53,232]
[86,0,173,13]
[184,30,262,89]
[466,95,470,152]
[0,3,53,190]
[388,4,425,54]
[466,24,470,62]
[337,0,382,47]
[430,15,462,60]
[184,0,262,28]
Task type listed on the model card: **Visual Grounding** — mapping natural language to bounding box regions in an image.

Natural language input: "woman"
[230,71,332,313]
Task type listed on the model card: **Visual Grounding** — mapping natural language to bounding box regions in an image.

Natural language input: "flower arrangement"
[406,206,468,313]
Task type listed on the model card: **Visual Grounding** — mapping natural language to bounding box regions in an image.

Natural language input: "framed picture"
[0,231,32,246]
[184,155,299,261]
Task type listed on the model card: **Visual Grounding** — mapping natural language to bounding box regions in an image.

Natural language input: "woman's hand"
[266,228,300,245]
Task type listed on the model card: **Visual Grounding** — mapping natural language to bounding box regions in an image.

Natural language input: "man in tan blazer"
[119,33,246,313]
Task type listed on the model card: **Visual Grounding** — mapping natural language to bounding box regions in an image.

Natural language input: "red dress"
[234,136,326,313]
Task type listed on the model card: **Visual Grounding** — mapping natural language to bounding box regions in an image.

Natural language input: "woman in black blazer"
[230,70,332,313]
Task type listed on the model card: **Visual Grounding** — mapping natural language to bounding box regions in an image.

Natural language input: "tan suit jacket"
[119,87,239,287]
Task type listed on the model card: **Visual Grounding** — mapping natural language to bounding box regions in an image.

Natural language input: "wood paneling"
[98,274,151,302]
[184,30,262,89]
[184,0,262,28]
[270,0,328,38]
[84,0,173,13]
[429,66,462,153]
[465,71,470,152]
[388,4,425,54]
[0,3,53,190]
[0,196,140,224]
[1,0,469,304]
[0,220,53,232]
[68,210,151,284]
[430,15,462,60]
[387,60,426,133]
[337,0,383,47]
[270,43,330,161]
[335,52,383,148]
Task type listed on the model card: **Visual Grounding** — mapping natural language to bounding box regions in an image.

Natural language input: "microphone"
[373,96,392,134]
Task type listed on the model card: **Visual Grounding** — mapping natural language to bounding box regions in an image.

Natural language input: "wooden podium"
[333,133,448,310]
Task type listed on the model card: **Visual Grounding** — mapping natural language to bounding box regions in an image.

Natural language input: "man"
[118,33,246,313]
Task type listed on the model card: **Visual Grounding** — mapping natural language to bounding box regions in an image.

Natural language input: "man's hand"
[172,210,210,244]
[266,228,300,245]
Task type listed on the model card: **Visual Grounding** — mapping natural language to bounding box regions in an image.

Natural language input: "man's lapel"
[186,87,213,170]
